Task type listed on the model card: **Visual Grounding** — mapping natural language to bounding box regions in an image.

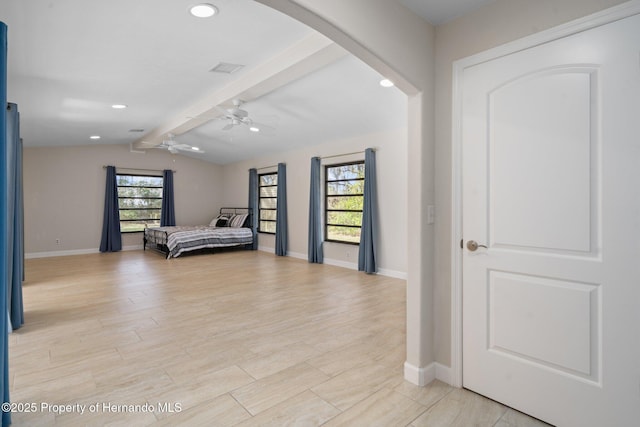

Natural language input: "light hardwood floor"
[9,250,550,426]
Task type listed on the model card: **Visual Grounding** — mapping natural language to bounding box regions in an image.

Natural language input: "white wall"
[24,144,223,256]
[221,129,408,277]
[432,0,629,367]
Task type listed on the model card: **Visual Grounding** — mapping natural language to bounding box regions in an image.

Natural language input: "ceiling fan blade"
[172,143,191,149]
[249,121,276,136]
[176,146,205,154]
[222,123,234,131]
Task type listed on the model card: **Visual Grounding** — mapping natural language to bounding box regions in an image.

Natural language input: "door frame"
[450,0,640,388]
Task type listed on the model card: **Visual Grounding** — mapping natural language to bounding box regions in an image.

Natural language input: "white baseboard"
[404,361,436,386]
[260,246,357,269]
[287,251,306,260]
[253,247,407,279]
[287,250,358,271]
[404,361,453,386]
[378,268,407,280]
[26,248,99,259]
[323,258,407,279]
[435,362,453,385]
[26,244,143,259]
[324,257,358,271]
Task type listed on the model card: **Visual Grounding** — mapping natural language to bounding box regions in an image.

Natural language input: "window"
[325,161,364,244]
[258,172,277,234]
[117,174,163,233]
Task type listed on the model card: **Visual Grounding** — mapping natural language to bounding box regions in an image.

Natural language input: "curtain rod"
[251,163,282,171]
[256,164,278,171]
[103,166,176,173]
[319,149,374,160]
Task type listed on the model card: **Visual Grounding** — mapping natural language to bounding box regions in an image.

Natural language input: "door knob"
[466,240,488,251]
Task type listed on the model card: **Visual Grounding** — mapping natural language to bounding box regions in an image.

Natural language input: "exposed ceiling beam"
[134,32,348,150]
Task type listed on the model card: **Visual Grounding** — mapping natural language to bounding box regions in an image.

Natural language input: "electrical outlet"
[56,238,60,245]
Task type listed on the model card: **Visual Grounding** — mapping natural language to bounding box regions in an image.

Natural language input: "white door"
[462,12,640,427]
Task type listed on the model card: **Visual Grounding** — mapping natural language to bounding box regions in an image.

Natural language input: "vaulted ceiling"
[1,0,494,164]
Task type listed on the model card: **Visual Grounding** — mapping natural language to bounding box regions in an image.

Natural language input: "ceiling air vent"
[128,129,145,133]
[209,62,244,74]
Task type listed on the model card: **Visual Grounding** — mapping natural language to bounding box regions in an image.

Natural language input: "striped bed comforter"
[146,226,253,258]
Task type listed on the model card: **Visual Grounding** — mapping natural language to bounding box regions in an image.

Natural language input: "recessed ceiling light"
[380,79,394,88]
[90,135,101,140]
[111,104,127,109]
[190,3,218,18]
[249,127,260,133]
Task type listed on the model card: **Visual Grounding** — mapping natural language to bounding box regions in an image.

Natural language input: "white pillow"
[229,214,248,228]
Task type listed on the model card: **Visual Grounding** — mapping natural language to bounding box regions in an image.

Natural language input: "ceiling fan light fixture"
[249,126,260,133]
[190,3,218,18]
[89,135,101,140]
[111,104,127,109]
[379,78,394,88]
[192,146,200,151]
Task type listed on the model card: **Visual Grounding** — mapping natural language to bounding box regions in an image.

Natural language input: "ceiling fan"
[154,133,204,154]
[216,99,275,134]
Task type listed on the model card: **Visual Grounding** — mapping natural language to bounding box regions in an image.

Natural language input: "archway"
[256,0,437,386]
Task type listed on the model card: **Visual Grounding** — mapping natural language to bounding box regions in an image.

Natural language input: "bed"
[143,208,255,258]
